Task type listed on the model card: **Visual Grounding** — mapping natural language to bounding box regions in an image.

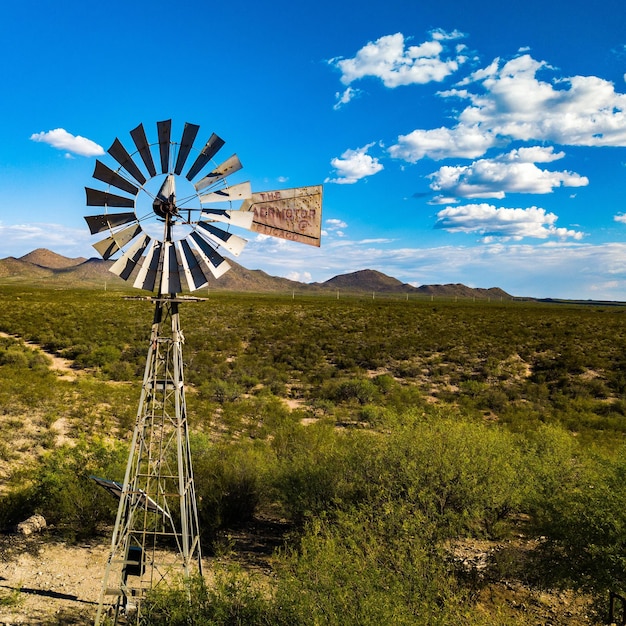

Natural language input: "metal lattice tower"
[85,120,322,623]
[95,295,202,624]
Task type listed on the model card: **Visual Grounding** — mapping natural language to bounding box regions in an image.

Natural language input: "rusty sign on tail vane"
[241,185,323,247]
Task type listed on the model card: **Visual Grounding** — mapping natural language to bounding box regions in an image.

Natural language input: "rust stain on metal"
[242,185,322,246]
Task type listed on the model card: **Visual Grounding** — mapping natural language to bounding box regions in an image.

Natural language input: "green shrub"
[0,342,50,370]
[104,359,135,381]
[372,373,396,394]
[319,378,380,405]
[76,344,121,369]
[0,438,127,539]
[526,436,626,594]
[274,505,496,626]
[270,407,529,538]
[205,379,244,404]
[270,421,376,524]
[191,435,272,545]
[140,568,280,626]
[372,410,528,538]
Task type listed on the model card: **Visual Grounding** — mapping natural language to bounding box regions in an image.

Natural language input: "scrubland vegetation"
[1,285,626,624]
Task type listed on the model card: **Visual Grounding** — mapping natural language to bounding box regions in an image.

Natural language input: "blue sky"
[2,0,626,299]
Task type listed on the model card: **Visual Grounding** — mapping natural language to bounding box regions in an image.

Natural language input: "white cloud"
[458,54,626,147]
[429,195,460,205]
[331,31,466,91]
[428,147,588,199]
[615,214,626,224]
[431,28,466,42]
[388,53,626,164]
[326,218,348,229]
[334,86,361,109]
[503,146,565,163]
[286,271,312,282]
[326,143,383,184]
[434,203,584,241]
[30,128,105,157]
[389,125,497,161]
[0,222,92,256]
[324,219,348,238]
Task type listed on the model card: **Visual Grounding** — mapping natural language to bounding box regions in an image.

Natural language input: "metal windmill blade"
[174,123,200,175]
[93,223,143,260]
[108,233,151,281]
[130,123,157,177]
[198,180,251,204]
[193,154,243,192]
[185,133,225,181]
[108,137,147,185]
[157,119,172,174]
[85,211,138,235]
[176,238,210,291]
[200,208,254,229]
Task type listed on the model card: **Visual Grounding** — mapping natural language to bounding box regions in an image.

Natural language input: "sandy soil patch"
[0,333,80,382]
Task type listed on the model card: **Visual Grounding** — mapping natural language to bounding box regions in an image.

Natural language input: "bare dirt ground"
[0,535,106,625]
[0,518,285,626]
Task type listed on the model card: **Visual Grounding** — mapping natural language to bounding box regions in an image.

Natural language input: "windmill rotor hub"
[153,193,178,219]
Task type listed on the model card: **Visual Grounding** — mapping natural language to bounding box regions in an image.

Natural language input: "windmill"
[86,120,322,624]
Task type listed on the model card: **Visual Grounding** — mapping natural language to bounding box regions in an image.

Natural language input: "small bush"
[526,436,626,594]
[191,435,271,545]
[319,378,380,405]
[140,568,280,626]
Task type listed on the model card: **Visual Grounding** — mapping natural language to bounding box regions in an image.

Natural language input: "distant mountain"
[313,270,510,299]
[0,249,513,299]
[0,250,304,292]
[0,252,112,286]
[414,283,511,300]
[20,248,87,269]
[316,269,417,293]
[0,256,52,280]
[191,261,301,292]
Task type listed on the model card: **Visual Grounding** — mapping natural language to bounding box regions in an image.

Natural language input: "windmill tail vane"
[89,120,322,624]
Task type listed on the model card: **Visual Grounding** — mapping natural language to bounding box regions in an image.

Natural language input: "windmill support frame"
[95,296,202,624]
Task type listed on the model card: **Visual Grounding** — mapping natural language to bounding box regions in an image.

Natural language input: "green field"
[1,286,626,624]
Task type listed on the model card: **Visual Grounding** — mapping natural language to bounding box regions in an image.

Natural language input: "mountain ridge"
[0,248,512,298]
